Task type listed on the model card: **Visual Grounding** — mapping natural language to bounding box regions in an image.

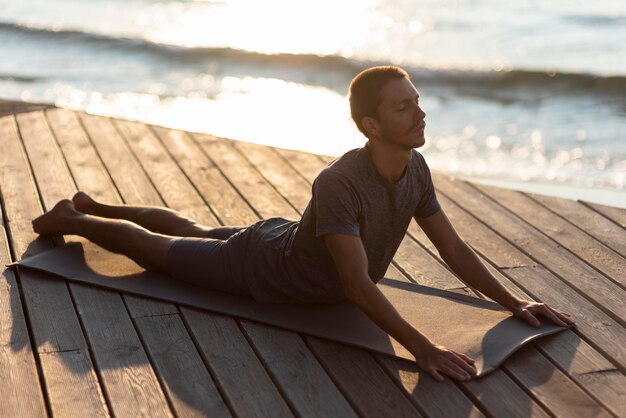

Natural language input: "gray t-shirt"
[241,142,441,304]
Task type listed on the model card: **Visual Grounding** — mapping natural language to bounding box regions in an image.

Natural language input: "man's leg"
[72,191,211,238]
[33,199,174,272]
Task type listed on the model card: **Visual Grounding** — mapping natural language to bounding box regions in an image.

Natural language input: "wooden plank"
[182,310,293,418]
[376,357,485,418]
[151,126,258,226]
[45,109,119,203]
[0,270,48,418]
[528,193,626,256]
[537,331,626,417]
[0,99,54,117]
[0,116,49,258]
[194,134,298,220]
[306,338,425,418]
[69,285,175,418]
[241,322,357,418]
[274,147,329,184]
[78,113,162,206]
[46,108,177,417]
[432,174,626,325]
[411,193,530,269]
[472,182,625,287]
[0,122,48,418]
[130,312,232,417]
[391,235,466,290]
[273,146,619,417]
[462,368,550,418]
[232,141,314,214]
[583,201,626,229]
[502,265,626,367]
[75,113,232,416]
[7,111,109,417]
[505,345,612,418]
[114,119,219,225]
[16,112,75,209]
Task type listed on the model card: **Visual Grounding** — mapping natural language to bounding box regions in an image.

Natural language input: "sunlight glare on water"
[144,0,375,56]
[61,75,362,156]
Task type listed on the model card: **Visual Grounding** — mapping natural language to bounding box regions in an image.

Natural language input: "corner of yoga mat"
[474,322,569,377]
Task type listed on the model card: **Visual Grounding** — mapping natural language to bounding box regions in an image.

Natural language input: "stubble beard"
[379,131,424,151]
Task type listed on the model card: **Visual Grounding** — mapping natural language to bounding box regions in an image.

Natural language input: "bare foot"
[32,199,82,236]
[72,191,97,214]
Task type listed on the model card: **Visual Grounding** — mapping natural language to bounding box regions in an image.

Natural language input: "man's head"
[349,66,426,149]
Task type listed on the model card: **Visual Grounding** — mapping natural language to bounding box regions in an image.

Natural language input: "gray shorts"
[164,226,252,296]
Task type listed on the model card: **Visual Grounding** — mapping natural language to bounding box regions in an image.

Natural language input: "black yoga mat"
[9,240,567,377]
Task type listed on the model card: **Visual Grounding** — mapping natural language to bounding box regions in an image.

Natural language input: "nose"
[414,103,426,121]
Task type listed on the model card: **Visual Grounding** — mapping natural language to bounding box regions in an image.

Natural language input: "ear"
[361,116,379,138]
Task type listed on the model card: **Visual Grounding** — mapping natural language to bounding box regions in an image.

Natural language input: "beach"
[1,0,625,207]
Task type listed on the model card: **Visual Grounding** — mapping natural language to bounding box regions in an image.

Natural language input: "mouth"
[409,122,425,134]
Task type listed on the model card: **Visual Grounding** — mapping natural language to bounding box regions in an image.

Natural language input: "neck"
[367,139,413,183]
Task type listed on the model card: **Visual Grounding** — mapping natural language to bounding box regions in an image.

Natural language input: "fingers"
[519,308,541,327]
[441,364,472,381]
[426,351,477,382]
[455,352,476,365]
[531,305,568,327]
[553,309,576,325]
[428,368,444,382]
[516,301,577,328]
[543,309,567,327]
[450,352,477,376]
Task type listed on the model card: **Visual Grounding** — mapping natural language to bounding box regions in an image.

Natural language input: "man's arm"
[415,209,575,328]
[324,233,477,382]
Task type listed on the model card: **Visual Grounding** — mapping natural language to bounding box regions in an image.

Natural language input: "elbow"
[440,240,469,264]
[340,276,369,306]
[342,282,361,303]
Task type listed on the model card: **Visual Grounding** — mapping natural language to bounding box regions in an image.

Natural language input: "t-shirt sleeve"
[413,153,441,219]
[312,170,361,237]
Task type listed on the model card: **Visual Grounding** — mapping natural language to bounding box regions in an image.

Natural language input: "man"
[32,66,574,382]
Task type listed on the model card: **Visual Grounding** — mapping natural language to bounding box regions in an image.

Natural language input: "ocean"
[1,0,625,207]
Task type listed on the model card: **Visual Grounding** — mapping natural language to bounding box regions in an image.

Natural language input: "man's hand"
[510,300,575,328]
[412,342,477,382]
[324,233,477,382]
[416,210,576,330]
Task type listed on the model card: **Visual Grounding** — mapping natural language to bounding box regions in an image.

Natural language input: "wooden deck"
[1,101,624,417]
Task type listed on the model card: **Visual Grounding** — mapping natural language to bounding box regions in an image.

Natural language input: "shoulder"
[314,165,354,192]
[411,150,434,177]
[411,149,428,166]
[315,147,363,185]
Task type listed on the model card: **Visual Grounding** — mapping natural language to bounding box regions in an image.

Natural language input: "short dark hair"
[349,66,409,136]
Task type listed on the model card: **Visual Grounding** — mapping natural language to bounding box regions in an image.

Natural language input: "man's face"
[372,77,426,149]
